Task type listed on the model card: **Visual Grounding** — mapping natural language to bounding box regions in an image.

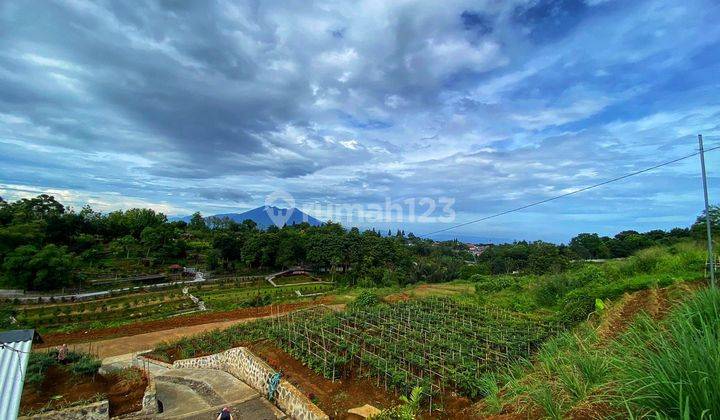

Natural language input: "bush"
[350,290,380,308]
[472,275,517,293]
[247,293,271,307]
[68,354,101,376]
[534,272,591,307]
[25,352,59,386]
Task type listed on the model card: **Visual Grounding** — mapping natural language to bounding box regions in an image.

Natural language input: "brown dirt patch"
[383,292,410,303]
[38,300,328,347]
[597,288,654,340]
[566,401,616,420]
[597,280,707,340]
[20,366,147,417]
[248,340,473,419]
[249,340,399,419]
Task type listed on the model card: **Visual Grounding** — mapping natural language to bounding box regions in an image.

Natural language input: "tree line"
[1,194,716,291]
[471,205,718,276]
[0,195,466,290]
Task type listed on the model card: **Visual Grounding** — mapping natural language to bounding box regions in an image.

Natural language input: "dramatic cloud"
[1,0,719,241]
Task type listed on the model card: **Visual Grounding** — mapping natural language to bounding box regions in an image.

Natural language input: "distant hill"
[174,206,323,229]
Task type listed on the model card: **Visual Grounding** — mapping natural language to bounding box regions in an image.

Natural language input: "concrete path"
[154,368,284,419]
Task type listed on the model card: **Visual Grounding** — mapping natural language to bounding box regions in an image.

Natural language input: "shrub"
[351,290,380,308]
[248,293,272,307]
[68,354,101,376]
[371,386,423,420]
[25,352,59,386]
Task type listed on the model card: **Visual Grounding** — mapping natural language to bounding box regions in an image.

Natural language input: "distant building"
[466,243,489,257]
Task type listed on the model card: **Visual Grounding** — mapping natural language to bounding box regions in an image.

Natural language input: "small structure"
[347,404,381,418]
[0,329,37,420]
[466,243,489,257]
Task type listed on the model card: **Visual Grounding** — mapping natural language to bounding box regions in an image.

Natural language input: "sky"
[1,0,719,243]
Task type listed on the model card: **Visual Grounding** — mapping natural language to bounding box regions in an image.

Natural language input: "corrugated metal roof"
[0,329,33,420]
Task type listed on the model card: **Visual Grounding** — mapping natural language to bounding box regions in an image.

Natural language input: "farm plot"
[16,290,194,333]
[197,283,336,311]
[268,298,561,403]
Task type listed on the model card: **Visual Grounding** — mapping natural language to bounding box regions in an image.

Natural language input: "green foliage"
[613,287,720,419]
[472,274,519,293]
[68,354,102,376]
[3,244,76,290]
[350,290,380,308]
[24,349,101,386]
[151,321,271,360]
[530,384,565,420]
[529,244,706,323]
[478,373,502,414]
[371,386,424,420]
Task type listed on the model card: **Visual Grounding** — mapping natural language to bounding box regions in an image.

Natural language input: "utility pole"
[698,134,715,287]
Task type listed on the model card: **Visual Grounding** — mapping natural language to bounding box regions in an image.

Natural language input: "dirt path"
[42,315,267,359]
[597,280,704,340]
[37,303,347,359]
[38,299,329,348]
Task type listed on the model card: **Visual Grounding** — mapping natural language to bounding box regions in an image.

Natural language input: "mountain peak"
[175,206,322,229]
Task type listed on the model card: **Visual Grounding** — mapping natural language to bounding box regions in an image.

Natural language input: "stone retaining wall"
[140,375,159,415]
[19,400,109,420]
[173,347,328,420]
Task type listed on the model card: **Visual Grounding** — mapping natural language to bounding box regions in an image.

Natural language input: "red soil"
[38,300,328,348]
[20,366,147,417]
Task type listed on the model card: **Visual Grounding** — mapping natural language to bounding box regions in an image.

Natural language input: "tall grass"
[613,287,720,419]
[537,242,707,323]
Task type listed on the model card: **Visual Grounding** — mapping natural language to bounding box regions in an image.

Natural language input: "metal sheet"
[0,331,33,420]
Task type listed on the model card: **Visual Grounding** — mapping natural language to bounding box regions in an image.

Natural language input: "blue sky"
[1,0,719,242]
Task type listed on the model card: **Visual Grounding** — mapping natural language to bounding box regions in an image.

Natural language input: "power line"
[420,143,720,238]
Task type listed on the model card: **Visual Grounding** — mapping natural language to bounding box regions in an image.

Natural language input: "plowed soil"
[38,300,328,347]
[20,366,147,417]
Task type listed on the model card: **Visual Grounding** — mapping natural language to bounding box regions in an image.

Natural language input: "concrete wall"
[173,347,328,420]
[19,400,109,420]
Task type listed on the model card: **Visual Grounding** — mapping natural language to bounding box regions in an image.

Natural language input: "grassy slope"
[477,282,717,419]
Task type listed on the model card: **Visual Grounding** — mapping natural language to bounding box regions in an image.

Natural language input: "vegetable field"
[268,298,560,405]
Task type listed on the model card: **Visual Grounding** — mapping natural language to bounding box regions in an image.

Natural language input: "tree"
[30,245,76,290]
[527,241,568,274]
[2,245,37,290]
[188,212,207,231]
[3,244,75,291]
[691,205,720,239]
[569,233,610,260]
[110,235,139,259]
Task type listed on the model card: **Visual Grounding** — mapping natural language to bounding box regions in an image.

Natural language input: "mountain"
[174,206,323,229]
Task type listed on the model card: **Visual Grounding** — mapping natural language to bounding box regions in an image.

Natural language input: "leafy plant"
[372,386,424,420]
[350,290,380,308]
[67,354,101,376]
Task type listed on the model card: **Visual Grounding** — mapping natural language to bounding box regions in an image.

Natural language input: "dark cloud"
[196,189,252,202]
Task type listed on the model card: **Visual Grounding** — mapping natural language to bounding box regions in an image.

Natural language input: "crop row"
[268,298,561,399]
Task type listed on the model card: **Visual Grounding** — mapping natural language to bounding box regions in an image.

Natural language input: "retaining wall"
[173,347,328,420]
